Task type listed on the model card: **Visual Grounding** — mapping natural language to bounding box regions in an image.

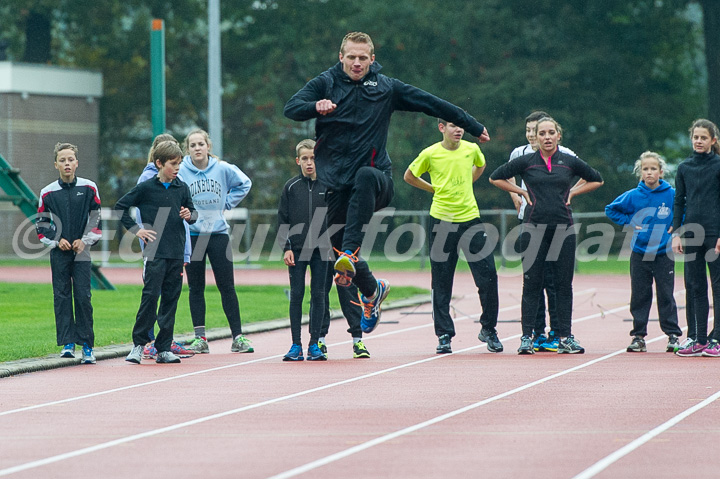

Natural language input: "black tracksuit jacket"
[283,61,487,191]
[36,177,102,247]
[115,177,197,260]
[277,174,327,253]
[672,151,720,238]
[489,149,603,225]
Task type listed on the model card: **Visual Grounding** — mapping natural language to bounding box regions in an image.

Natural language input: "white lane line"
[266,304,637,479]
[573,389,720,479]
[571,324,713,479]
[0,287,599,417]
[0,301,619,477]
[0,288,538,418]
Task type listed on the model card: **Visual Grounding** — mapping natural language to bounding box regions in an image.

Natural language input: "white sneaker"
[125,345,144,364]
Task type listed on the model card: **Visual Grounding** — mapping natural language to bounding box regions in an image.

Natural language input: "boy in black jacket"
[277,139,330,361]
[115,141,197,364]
[37,142,102,363]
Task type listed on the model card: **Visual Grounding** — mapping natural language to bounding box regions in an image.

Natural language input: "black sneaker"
[517,335,534,355]
[627,336,647,353]
[353,340,370,359]
[666,334,680,353]
[436,334,452,354]
[558,335,585,354]
[478,329,504,353]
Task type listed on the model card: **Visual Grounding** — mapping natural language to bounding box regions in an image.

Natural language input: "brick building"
[0,62,102,256]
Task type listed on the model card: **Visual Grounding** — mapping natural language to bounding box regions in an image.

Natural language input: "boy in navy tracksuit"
[115,141,197,364]
[606,151,682,352]
[37,142,102,363]
[277,139,330,361]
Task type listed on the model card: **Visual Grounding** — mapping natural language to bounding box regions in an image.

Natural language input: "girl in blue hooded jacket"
[178,129,254,354]
[606,151,682,353]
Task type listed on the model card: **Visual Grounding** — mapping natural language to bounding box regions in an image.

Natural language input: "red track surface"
[0,268,718,478]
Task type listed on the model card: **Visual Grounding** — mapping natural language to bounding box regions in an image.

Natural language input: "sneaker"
[143,342,157,359]
[676,341,707,357]
[307,343,327,361]
[479,329,504,353]
[517,335,534,355]
[170,341,196,358]
[334,248,359,286]
[353,340,370,359]
[666,334,680,353]
[541,331,559,352]
[678,337,695,350]
[126,345,144,364]
[558,335,585,354]
[533,334,547,352]
[283,344,304,361]
[360,279,390,333]
[231,334,254,353]
[701,340,720,357]
[436,334,452,354]
[626,336,647,353]
[318,340,328,359]
[156,351,181,363]
[60,343,76,358]
[185,337,210,354]
[81,343,96,364]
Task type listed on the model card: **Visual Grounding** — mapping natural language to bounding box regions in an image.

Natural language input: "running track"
[0,269,717,478]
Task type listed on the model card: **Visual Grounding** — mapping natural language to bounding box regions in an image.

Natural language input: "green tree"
[0,0,710,213]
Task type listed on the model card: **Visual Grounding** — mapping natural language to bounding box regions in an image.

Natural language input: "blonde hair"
[689,118,720,154]
[53,142,78,161]
[534,117,563,142]
[340,32,374,55]
[147,133,178,164]
[183,129,214,157]
[633,151,666,178]
[295,139,316,157]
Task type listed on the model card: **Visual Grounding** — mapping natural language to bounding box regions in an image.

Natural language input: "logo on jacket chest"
[657,202,670,219]
[189,178,222,197]
[363,80,377,86]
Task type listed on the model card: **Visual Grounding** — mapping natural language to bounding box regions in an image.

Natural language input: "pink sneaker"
[675,341,708,357]
[143,342,157,359]
[701,341,720,357]
[170,341,196,358]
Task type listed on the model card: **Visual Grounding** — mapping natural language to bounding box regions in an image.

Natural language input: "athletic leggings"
[519,224,576,338]
[287,248,327,345]
[683,236,720,344]
[186,234,243,337]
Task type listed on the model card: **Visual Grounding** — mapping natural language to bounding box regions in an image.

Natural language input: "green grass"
[0,254,675,275]
[0,283,427,362]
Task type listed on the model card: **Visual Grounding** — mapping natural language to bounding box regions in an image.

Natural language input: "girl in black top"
[489,117,603,355]
[671,119,720,357]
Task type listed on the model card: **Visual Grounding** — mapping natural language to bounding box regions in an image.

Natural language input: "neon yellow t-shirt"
[408,140,485,222]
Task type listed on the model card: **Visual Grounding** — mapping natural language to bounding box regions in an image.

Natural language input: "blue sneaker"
[533,334,547,352]
[360,279,390,333]
[283,344,304,362]
[81,343,96,364]
[541,331,559,352]
[307,343,327,361]
[60,343,75,358]
[334,248,359,287]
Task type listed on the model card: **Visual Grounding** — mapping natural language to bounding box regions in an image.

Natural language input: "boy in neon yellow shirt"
[404,119,502,354]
